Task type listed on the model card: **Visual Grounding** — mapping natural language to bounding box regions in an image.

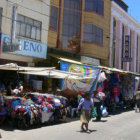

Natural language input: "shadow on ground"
[76,129,97,134]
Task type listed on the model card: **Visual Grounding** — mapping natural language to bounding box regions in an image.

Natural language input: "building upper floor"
[110,0,140,73]
[48,0,111,66]
[0,0,50,61]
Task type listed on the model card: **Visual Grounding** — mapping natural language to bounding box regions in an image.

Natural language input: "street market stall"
[0,63,95,128]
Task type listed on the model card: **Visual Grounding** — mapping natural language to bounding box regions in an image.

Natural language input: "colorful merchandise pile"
[3,93,69,129]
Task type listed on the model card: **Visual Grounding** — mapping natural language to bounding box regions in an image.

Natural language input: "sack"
[91,107,98,118]
[115,95,119,103]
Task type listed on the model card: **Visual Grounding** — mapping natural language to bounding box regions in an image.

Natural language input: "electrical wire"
[1,0,139,50]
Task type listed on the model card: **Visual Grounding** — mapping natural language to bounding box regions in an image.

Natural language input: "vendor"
[6,84,12,96]
[70,97,78,118]
[0,93,7,125]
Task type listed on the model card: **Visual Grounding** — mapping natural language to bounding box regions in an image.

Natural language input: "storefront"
[0,33,47,65]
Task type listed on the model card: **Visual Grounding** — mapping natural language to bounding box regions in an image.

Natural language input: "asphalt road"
[1,110,140,140]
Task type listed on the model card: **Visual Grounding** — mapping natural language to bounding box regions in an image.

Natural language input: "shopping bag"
[102,107,108,117]
[91,107,98,118]
[77,112,81,118]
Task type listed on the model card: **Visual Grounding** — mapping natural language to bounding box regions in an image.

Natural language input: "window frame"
[83,24,103,46]
[50,6,58,31]
[16,14,42,41]
[85,0,104,16]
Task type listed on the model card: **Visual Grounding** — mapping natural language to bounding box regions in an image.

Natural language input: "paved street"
[0,110,140,140]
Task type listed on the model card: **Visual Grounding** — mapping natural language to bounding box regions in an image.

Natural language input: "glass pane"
[20,23,26,36]
[93,0,98,12]
[16,22,20,35]
[25,17,33,25]
[17,15,24,22]
[50,6,58,30]
[26,24,31,38]
[84,24,92,33]
[31,27,36,39]
[36,28,41,40]
[34,21,41,28]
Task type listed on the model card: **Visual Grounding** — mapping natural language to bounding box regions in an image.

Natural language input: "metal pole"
[11,4,17,45]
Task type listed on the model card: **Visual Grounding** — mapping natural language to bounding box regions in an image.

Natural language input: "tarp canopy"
[19,69,91,79]
[0,63,93,79]
[98,65,140,76]
[0,63,55,71]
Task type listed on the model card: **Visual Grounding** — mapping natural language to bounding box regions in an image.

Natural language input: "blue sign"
[1,33,47,59]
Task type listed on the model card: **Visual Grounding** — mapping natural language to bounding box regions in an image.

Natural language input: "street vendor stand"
[98,66,140,111]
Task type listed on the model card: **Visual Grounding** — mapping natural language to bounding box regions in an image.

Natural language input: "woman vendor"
[77,92,93,133]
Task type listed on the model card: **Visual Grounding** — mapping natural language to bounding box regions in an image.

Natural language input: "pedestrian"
[0,93,7,126]
[77,92,93,133]
[70,97,78,118]
[134,90,140,112]
[93,90,102,121]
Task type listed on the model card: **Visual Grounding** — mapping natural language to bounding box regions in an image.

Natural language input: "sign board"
[122,35,132,62]
[1,34,47,59]
[81,56,100,66]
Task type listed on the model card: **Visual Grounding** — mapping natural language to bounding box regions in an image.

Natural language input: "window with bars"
[85,0,104,16]
[83,24,103,46]
[16,14,42,41]
[50,6,58,31]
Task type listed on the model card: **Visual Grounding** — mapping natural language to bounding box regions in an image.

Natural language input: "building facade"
[48,0,111,66]
[0,0,50,66]
[110,0,140,73]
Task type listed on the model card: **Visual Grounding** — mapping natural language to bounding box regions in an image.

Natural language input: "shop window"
[50,6,58,31]
[16,14,42,41]
[85,0,104,16]
[83,24,103,46]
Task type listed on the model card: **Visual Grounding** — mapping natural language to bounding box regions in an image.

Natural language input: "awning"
[98,65,140,76]
[0,63,55,71]
[49,54,82,65]
[0,63,94,79]
[19,69,92,79]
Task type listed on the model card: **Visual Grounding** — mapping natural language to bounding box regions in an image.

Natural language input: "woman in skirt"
[77,92,93,133]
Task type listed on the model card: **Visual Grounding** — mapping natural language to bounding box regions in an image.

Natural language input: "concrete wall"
[0,0,50,63]
[110,1,140,73]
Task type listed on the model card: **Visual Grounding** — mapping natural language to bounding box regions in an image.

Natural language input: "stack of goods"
[120,74,135,100]
[4,95,54,128]
[3,93,70,128]
[29,93,70,122]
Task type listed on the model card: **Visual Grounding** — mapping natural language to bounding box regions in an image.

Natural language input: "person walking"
[93,90,102,121]
[134,90,140,112]
[77,92,93,133]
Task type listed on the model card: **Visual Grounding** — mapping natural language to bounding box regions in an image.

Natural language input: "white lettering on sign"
[1,33,47,59]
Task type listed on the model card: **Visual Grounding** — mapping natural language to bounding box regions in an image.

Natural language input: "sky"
[123,0,140,23]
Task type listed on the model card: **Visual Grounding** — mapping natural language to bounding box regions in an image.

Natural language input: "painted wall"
[0,0,50,62]
[110,1,140,73]
[48,0,111,66]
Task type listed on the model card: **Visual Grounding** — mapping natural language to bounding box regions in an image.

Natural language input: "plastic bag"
[115,95,119,103]
[91,107,98,118]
